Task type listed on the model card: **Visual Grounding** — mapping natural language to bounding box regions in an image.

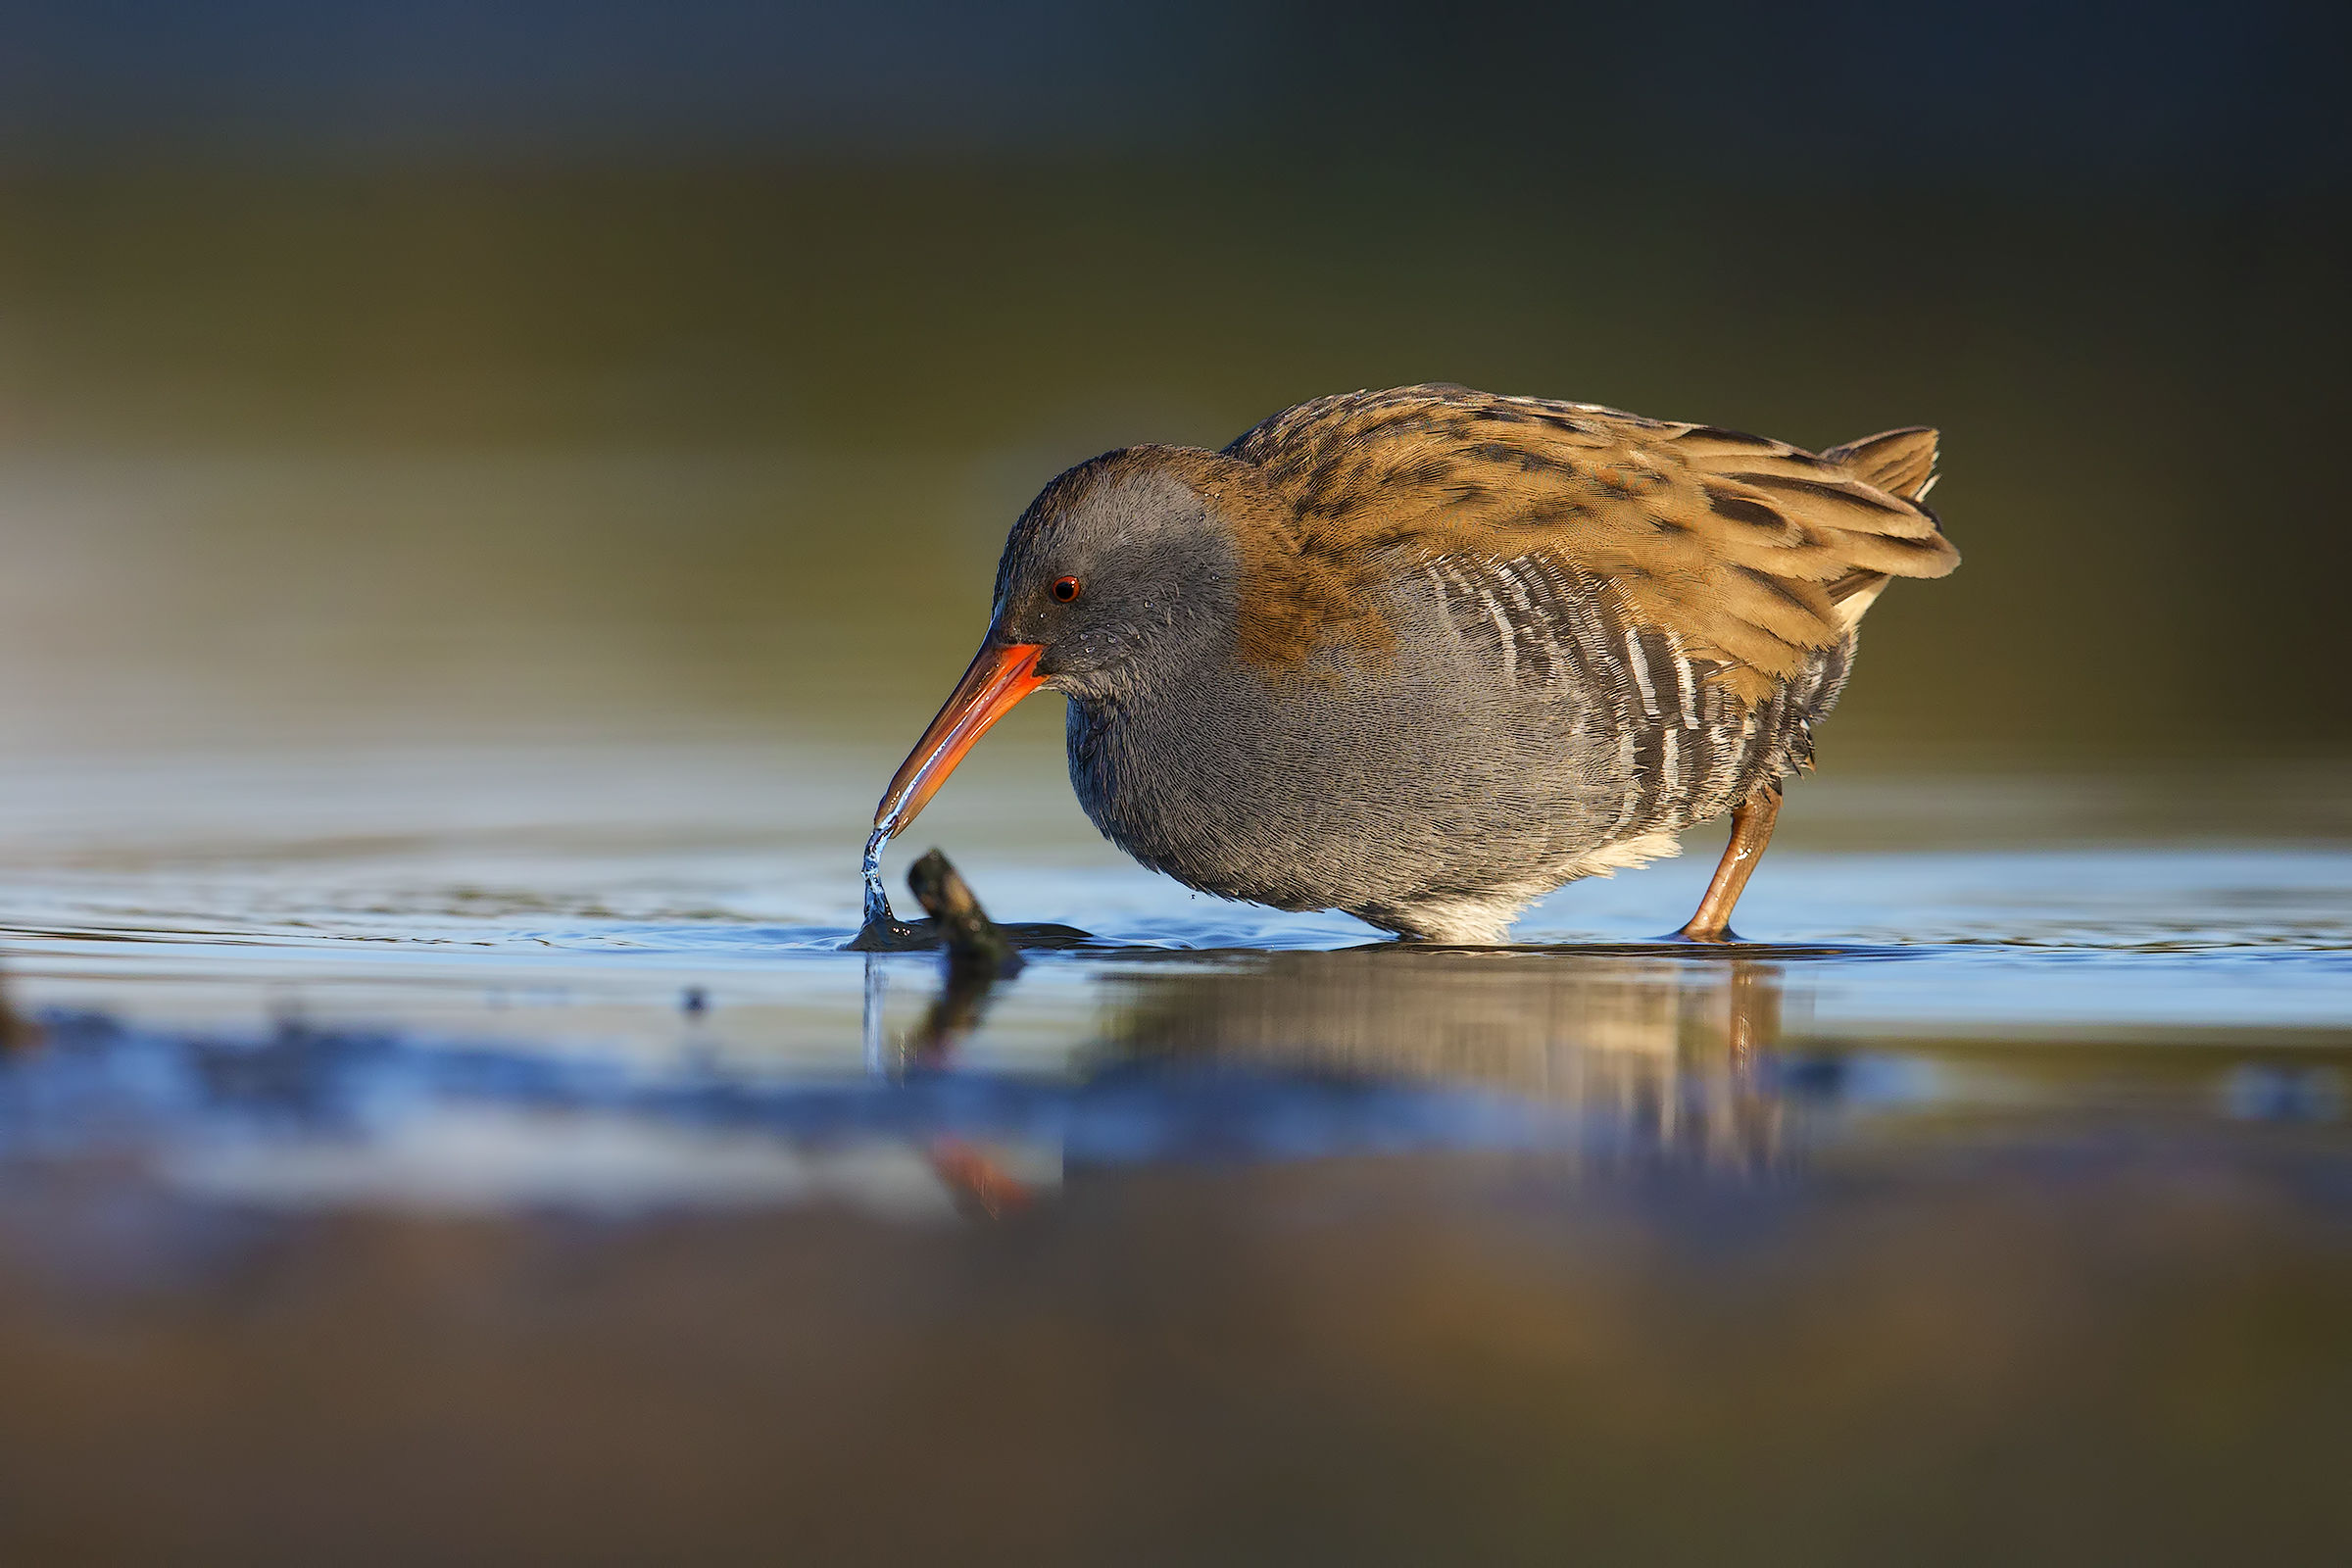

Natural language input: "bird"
[868,383,1957,945]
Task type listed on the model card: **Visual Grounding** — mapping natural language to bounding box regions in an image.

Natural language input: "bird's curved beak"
[873,642,1047,837]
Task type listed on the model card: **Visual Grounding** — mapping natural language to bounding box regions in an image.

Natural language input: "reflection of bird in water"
[872,384,1956,944]
[872,950,1794,1210]
[1096,952,1789,1173]
[866,861,1798,1200]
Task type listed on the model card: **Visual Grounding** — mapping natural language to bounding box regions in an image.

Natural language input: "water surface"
[0,740,2347,1560]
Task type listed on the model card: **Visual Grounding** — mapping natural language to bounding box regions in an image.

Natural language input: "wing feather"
[1225,385,1958,703]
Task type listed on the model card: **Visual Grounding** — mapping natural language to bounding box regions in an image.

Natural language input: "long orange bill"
[873,642,1047,838]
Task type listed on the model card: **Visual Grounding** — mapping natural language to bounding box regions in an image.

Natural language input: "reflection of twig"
[910,965,998,1066]
[901,855,1038,1213]
[906,850,1020,1065]
[0,964,40,1056]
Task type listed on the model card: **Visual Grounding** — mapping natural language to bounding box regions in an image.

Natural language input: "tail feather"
[1823,426,1937,501]
[1815,427,1944,631]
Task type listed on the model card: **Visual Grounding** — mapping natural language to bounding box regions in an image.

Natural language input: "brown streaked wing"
[1224,385,1959,704]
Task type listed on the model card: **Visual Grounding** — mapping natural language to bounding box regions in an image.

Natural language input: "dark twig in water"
[847,840,1093,954]
[907,849,1024,980]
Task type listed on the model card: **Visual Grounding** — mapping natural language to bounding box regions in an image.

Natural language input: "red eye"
[1051,576,1082,603]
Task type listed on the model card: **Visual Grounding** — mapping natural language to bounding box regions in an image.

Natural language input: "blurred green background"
[1,1,2345,773]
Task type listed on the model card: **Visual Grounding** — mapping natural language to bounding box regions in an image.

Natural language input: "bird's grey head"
[990,452,1244,700]
[871,448,1246,839]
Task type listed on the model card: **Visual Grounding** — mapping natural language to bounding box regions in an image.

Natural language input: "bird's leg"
[1675,785,1783,943]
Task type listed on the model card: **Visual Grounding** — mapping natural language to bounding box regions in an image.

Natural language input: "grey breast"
[1066,550,1849,917]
